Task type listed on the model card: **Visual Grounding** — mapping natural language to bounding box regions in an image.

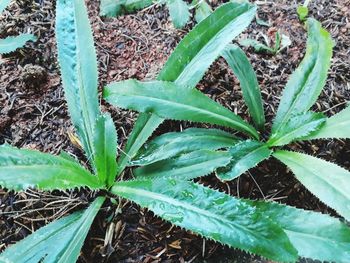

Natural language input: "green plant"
[0,1,311,262]
[100,0,213,29]
[239,30,292,55]
[297,0,311,21]
[0,0,36,54]
[103,8,350,263]
[193,3,291,58]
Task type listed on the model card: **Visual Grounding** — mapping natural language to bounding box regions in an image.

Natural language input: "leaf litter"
[0,0,349,262]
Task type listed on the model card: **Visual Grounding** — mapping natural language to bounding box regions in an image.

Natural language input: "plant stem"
[303,0,311,7]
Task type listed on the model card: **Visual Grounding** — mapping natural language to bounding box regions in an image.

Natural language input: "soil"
[0,0,349,262]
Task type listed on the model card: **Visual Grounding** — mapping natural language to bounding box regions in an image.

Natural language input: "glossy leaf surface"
[216,140,271,181]
[117,2,257,175]
[55,197,104,262]
[249,200,350,262]
[272,18,333,134]
[0,197,104,263]
[117,114,163,175]
[132,128,239,166]
[158,1,256,87]
[93,114,118,186]
[104,79,258,138]
[222,44,265,130]
[56,0,100,164]
[134,150,231,180]
[306,106,350,139]
[0,145,103,191]
[268,112,326,146]
[111,179,297,262]
[274,150,350,221]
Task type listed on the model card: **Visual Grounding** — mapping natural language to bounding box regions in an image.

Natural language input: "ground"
[0,0,349,262]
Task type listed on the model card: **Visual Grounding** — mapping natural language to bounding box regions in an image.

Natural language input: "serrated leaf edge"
[273,150,350,221]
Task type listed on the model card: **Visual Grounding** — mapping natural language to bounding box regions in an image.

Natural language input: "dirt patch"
[0,0,349,262]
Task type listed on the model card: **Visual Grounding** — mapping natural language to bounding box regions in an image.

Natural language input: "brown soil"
[0,0,349,262]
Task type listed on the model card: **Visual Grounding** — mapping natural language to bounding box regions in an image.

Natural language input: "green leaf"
[0,197,104,263]
[239,37,276,54]
[193,0,212,23]
[117,114,163,175]
[239,31,283,55]
[1,211,81,263]
[111,179,298,262]
[306,106,350,140]
[134,150,232,180]
[56,0,100,166]
[0,145,103,191]
[0,34,36,54]
[158,1,257,87]
[166,0,190,29]
[55,197,105,262]
[104,79,259,139]
[274,150,350,221]
[99,0,153,17]
[99,0,120,17]
[222,44,265,130]
[272,18,333,134]
[0,0,11,14]
[247,200,350,263]
[132,128,239,166]
[59,151,80,164]
[116,2,257,176]
[93,114,118,187]
[216,140,272,181]
[268,112,326,146]
[273,31,281,52]
[297,5,308,21]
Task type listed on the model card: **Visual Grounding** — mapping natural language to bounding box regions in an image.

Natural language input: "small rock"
[20,64,48,90]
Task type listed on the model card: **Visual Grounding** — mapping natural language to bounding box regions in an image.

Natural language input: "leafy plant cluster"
[1,0,350,263]
[0,0,36,54]
[100,0,213,28]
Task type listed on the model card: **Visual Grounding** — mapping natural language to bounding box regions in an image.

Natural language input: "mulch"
[0,0,349,262]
